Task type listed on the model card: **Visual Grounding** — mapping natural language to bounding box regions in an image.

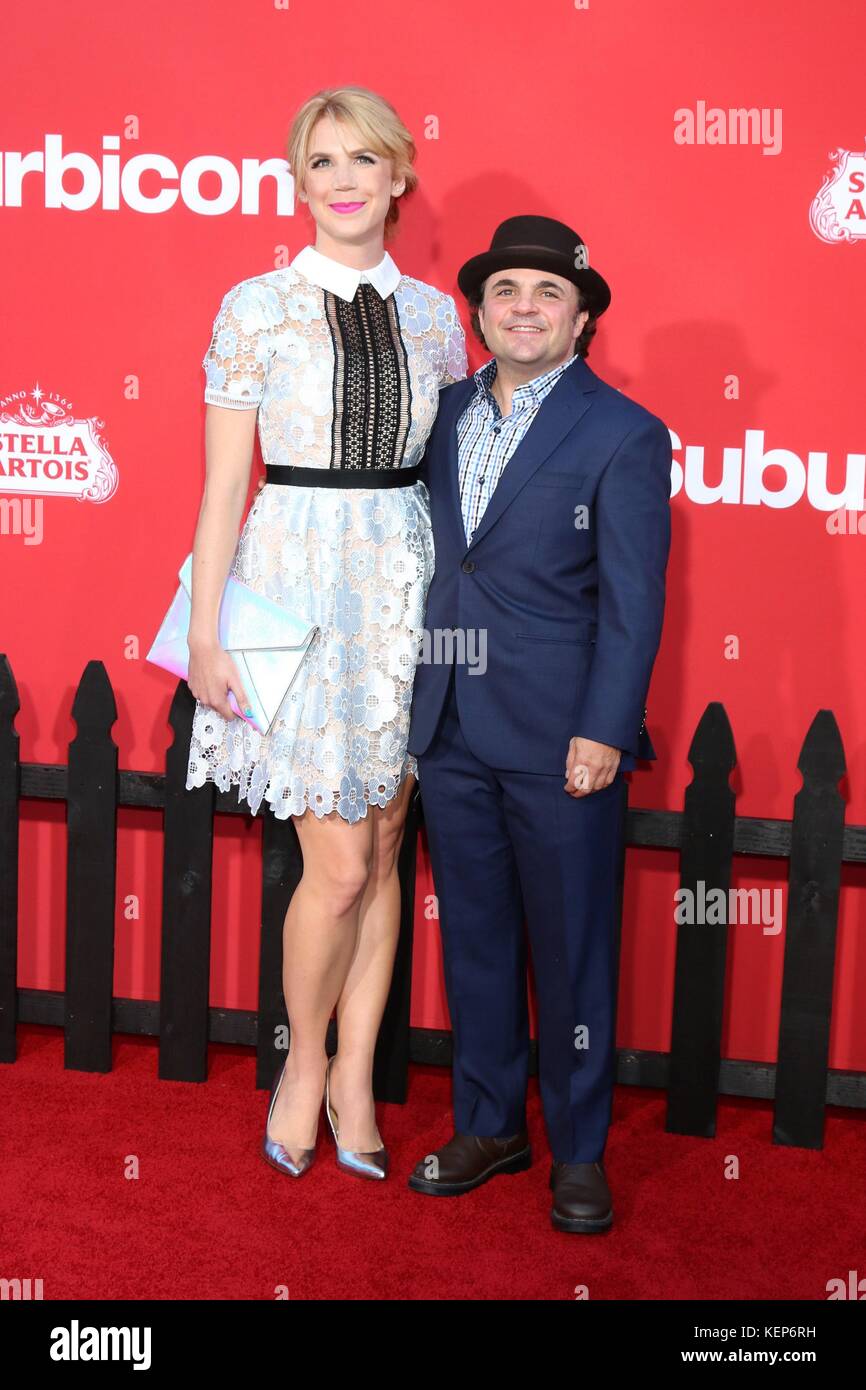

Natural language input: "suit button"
[462,560,476,573]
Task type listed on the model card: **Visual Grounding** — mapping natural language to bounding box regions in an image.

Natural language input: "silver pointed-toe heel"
[324,1055,389,1180]
[261,1058,317,1178]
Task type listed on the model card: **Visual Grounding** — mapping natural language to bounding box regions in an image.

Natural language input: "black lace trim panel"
[324,283,413,470]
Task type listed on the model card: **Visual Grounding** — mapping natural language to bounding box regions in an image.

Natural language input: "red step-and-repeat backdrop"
[3,0,865,1066]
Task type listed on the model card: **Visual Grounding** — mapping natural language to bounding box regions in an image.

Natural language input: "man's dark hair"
[464,277,599,359]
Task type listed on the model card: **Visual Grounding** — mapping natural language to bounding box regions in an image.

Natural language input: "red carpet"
[3,1025,864,1301]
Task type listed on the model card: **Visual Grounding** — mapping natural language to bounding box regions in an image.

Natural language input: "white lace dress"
[185,245,468,822]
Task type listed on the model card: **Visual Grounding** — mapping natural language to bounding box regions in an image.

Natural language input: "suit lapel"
[438,379,475,546]
[453,356,597,553]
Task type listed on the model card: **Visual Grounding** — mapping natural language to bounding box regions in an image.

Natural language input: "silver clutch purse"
[146,553,319,736]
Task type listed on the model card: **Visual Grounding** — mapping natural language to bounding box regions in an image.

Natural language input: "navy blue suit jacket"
[407,354,672,773]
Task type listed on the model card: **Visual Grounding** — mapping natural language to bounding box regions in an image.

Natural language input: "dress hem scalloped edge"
[184,757,418,823]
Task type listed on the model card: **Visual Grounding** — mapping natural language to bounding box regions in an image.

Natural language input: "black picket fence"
[1,654,864,1150]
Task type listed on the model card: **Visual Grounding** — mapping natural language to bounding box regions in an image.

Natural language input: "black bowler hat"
[456,214,611,316]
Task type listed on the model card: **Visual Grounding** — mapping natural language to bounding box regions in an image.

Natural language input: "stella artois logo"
[810,141,866,243]
[0,387,118,502]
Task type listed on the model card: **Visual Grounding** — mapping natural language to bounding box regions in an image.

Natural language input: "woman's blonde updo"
[287,86,417,240]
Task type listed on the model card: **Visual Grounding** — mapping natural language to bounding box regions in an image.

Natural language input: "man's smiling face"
[478,267,588,373]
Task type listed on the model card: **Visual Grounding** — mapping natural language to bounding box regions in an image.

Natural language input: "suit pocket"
[515,632,595,646]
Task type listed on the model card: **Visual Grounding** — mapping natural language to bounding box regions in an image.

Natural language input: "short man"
[406,215,672,1232]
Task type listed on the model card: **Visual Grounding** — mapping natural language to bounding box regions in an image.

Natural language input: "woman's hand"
[187,636,252,723]
[254,474,267,496]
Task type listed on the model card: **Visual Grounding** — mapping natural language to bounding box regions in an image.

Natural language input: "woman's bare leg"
[327,771,416,1150]
[264,805,373,1151]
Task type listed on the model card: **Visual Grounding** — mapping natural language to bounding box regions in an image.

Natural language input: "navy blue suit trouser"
[416,669,625,1164]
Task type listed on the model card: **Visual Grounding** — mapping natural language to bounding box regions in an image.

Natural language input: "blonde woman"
[185,87,467,1180]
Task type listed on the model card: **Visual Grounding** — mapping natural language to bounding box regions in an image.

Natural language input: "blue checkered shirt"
[457,354,579,544]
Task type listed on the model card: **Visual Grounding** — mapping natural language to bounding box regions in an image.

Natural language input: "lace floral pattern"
[186,261,468,822]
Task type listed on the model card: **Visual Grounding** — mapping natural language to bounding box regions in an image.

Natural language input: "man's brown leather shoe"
[408,1131,531,1196]
[550,1160,613,1233]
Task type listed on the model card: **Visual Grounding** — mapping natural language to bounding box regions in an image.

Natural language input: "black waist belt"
[265,463,424,489]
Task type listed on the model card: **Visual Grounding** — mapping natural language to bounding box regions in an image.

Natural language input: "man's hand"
[564,736,621,797]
